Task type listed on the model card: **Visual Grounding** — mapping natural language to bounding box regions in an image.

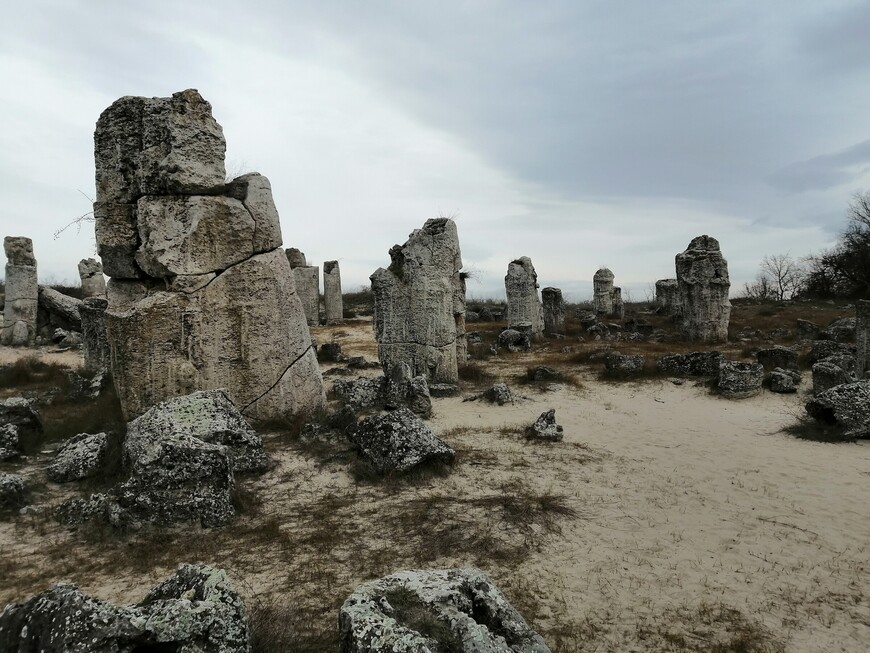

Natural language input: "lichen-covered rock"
[127,390,267,473]
[77,258,106,298]
[339,567,551,653]
[497,329,531,352]
[525,409,564,442]
[605,353,645,375]
[333,368,433,419]
[483,383,514,405]
[324,260,344,325]
[810,339,856,364]
[0,397,42,436]
[55,493,110,526]
[0,473,25,510]
[46,432,108,483]
[505,257,544,338]
[812,360,854,395]
[675,235,731,343]
[717,361,764,399]
[806,380,870,439]
[656,351,724,377]
[0,424,19,461]
[541,287,564,335]
[1,236,38,346]
[0,563,251,652]
[755,346,798,371]
[819,317,856,343]
[349,408,454,474]
[371,218,465,384]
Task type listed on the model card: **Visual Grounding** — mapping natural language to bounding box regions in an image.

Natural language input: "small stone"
[483,383,514,405]
[349,408,454,474]
[717,361,764,399]
[47,432,109,483]
[0,473,26,510]
[525,408,564,442]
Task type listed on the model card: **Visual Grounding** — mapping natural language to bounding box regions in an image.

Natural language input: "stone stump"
[77,258,106,298]
[505,257,544,338]
[593,268,614,315]
[676,235,731,343]
[323,260,343,324]
[371,218,464,384]
[286,249,320,327]
[655,278,681,316]
[858,300,869,379]
[93,89,324,420]
[612,287,624,320]
[79,297,110,373]
[1,237,38,346]
[541,287,564,335]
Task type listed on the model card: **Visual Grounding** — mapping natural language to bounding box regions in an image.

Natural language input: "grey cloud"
[767,140,870,192]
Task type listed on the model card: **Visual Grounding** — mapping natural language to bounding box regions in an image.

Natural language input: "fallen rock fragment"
[805,381,870,439]
[0,473,26,510]
[525,409,564,442]
[717,361,764,399]
[46,432,108,483]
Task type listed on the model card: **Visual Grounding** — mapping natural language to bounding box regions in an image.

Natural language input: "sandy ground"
[1,324,868,651]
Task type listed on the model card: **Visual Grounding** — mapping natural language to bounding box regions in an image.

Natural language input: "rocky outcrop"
[348,408,454,474]
[94,89,324,420]
[77,258,106,298]
[755,346,798,371]
[0,563,251,652]
[285,247,307,268]
[525,409,564,441]
[0,397,42,436]
[333,364,433,418]
[592,268,615,315]
[371,218,465,384]
[541,287,564,335]
[505,257,544,338]
[497,328,531,352]
[0,424,19,461]
[858,300,869,379]
[806,381,870,439]
[611,287,624,320]
[675,236,731,343]
[339,567,551,653]
[810,339,855,364]
[286,250,320,326]
[769,368,801,393]
[37,286,83,333]
[483,383,514,405]
[657,351,724,377]
[819,317,856,343]
[0,473,25,510]
[655,278,681,316]
[1,237,38,346]
[79,297,110,373]
[605,353,645,375]
[46,432,108,483]
[812,359,854,395]
[323,260,344,324]
[717,361,763,399]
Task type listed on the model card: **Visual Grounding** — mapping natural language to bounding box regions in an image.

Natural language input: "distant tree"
[758,253,805,301]
[742,274,776,302]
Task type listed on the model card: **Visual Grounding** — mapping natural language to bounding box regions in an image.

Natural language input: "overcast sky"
[2,1,869,301]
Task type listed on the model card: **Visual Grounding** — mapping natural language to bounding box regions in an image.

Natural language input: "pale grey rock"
[65,369,110,401]
[717,361,763,399]
[675,235,731,343]
[525,408,563,441]
[0,424,19,461]
[593,268,615,315]
[77,258,106,298]
[285,247,307,268]
[349,408,454,474]
[46,432,108,483]
[333,366,432,418]
[810,339,856,364]
[769,368,801,393]
[755,346,798,371]
[224,172,283,252]
[483,383,514,405]
[505,257,544,338]
[37,286,82,331]
[339,567,551,653]
[371,218,465,384]
[292,264,320,326]
[812,360,854,395]
[428,383,460,397]
[857,300,869,379]
[819,317,856,343]
[806,380,870,438]
[497,328,531,352]
[656,351,724,377]
[2,236,38,346]
[0,397,42,436]
[0,563,251,652]
[605,353,645,375]
[0,473,25,510]
[93,201,144,279]
[655,278,681,316]
[59,331,82,348]
[611,286,624,320]
[323,260,344,324]
[79,297,110,373]
[541,287,564,335]
[55,493,110,526]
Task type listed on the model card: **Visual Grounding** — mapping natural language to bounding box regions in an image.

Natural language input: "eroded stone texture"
[339,567,551,653]
[2,237,38,346]
[47,432,108,483]
[657,351,724,377]
[593,268,615,315]
[290,259,320,327]
[371,218,464,384]
[505,257,544,338]
[718,361,763,399]
[37,287,82,332]
[655,278,681,316]
[94,90,323,420]
[806,380,870,438]
[349,408,454,474]
[525,409,564,442]
[611,287,624,320]
[285,247,307,268]
[541,287,564,335]
[675,236,731,343]
[77,258,106,298]
[323,260,344,324]
[79,297,110,373]
[857,300,869,379]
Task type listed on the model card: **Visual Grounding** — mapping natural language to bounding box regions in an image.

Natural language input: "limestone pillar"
[675,235,731,343]
[857,300,869,379]
[78,258,107,298]
[80,297,110,373]
[593,268,614,315]
[371,218,464,384]
[611,287,624,320]
[1,237,38,346]
[323,260,343,325]
[655,278,681,316]
[541,287,564,335]
[505,257,544,338]
[286,249,320,327]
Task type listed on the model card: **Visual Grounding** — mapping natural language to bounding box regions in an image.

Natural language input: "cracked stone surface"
[77,258,106,298]
[541,287,564,335]
[324,260,344,324]
[593,268,615,316]
[287,249,320,326]
[505,257,544,338]
[2,236,38,346]
[675,235,731,343]
[655,278,681,316]
[371,218,465,384]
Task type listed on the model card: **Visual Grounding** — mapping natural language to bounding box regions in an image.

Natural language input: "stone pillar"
[857,300,869,379]
[675,235,731,343]
[80,297,110,373]
[454,273,468,365]
[593,268,614,315]
[286,249,320,327]
[541,287,564,335]
[1,237,38,346]
[655,278,681,316]
[371,218,464,384]
[323,260,343,325]
[78,258,107,298]
[611,287,624,320]
[505,257,544,339]
[94,89,324,420]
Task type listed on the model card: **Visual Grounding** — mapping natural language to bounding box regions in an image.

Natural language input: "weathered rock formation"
[541,287,564,335]
[858,300,869,379]
[371,218,465,384]
[323,260,344,324]
[505,257,544,338]
[806,380,870,438]
[0,473,25,510]
[286,249,320,326]
[657,351,724,377]
[769,368,801,393]
[333,363,432,418]
[611,287,624,320]
[79,297,110,373]
[37,286,82,332]
[497,328,531,352]
[47,432,108,483]
[655,278,681,316]
[1,237,38,346]
[93,89,323,420]
[755,346,798,371]
[525,409,564,441]
[77,258,106,297]
[339,567,551,653]
[605,352,645,375]
[593,268,615,315]
[717,361,763,399]
[675,236,731,343]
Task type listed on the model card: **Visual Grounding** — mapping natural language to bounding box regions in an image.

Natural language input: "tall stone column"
[505,257,544,339]
[285,249,320,327]
[655,278,681,316]
[80,297,110,373]
[675,235,731,343]
[371,218,464,384]
[857,300,869,379]
[1,237,38,346]
[323,260,343,325]
[611,287,624,320]
[592,268,614,315]
[541,287,564,335]
[78,258,107,298]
